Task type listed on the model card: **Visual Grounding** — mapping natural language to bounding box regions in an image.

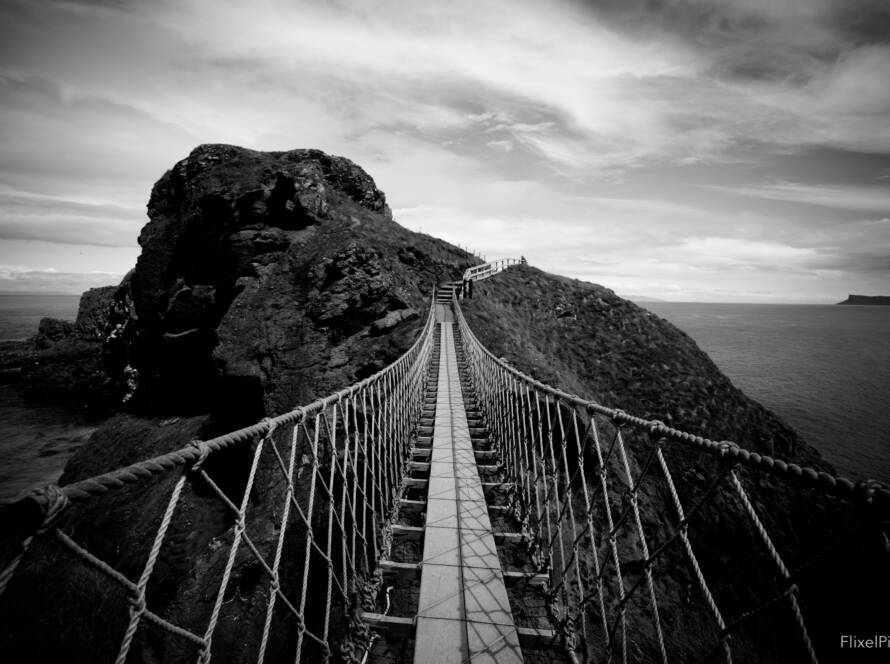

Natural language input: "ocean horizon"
[0,292,81,341]
[643,300,890,486]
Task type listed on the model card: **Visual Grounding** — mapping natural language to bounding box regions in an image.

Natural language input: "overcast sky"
[1,0,889,301]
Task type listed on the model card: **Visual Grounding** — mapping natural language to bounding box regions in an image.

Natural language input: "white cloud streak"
[704,182,890,212]
[0,0,887,300]
[0,264,123,294]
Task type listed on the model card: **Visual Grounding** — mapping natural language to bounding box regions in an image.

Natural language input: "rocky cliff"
[0,145,480,663]
[1,146,886,663]
[837,294,890,305]
[462,269,889,663]
[102,144,475,423]
[0,285,118,412]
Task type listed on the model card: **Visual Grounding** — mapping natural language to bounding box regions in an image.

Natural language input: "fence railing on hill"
[462,257,525,284]
[0,299,438,664]
[452,292,890,664]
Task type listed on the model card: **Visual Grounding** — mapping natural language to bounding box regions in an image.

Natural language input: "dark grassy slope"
[461,265,814,464]
[461,266,889,663]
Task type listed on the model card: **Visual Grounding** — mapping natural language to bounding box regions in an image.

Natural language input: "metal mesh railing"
[453,295,890,664]
[0,300,438,664]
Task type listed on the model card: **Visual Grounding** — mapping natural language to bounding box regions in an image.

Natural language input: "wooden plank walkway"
[413,322,523,664]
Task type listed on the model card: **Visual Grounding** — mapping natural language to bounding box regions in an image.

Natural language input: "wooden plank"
[503,570,549,586]
[413,322,522,664]
[482,482,515,490]
[399,498,426,512]
[379,560,420,579]
[516,625,559,650]
[492,531,527,544]
[363,612,414,638]
[391,524,424,540]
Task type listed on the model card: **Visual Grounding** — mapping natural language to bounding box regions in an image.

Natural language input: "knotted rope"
[451,293,888,664]
[0,484,69,596]
[0,298,438,664]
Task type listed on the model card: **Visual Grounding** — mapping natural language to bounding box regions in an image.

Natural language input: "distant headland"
[837,294,890,305]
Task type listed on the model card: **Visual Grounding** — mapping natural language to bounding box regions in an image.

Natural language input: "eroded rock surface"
[0,145,477,663]
[0,285,118,411]
[101,144,468,420]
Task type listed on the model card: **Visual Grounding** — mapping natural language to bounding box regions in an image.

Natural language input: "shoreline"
[0,383,104,502]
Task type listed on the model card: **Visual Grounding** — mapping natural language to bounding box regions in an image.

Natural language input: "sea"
[0,293,98,502]
[0,293,81,340]
[0,295,887,501]
[641,302,890,486]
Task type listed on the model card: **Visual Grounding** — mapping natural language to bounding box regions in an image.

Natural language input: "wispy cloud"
[703,182,890,212]
[0,264,122,294]
[0,0,887,300]
[0,190,143,246]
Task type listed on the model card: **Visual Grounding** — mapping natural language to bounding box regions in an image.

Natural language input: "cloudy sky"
[1,0,889,301]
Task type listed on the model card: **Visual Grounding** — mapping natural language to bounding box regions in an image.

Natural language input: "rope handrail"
[453,297,889,508]
[7,301,436,510]
[451,292,889,664]
[0,296,440,663]
[2,265,888,664]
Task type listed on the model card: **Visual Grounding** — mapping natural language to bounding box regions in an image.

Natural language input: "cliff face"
[2,147,886,663]
[837,294,890,305]
[104,144,474,423]
[462,269,889,662]
[0,145,479,663]
[0,285,118,410]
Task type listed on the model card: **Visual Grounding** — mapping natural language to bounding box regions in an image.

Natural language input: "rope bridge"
[1,258,888,664]
[452,289,890,664]
[0,299,438,664]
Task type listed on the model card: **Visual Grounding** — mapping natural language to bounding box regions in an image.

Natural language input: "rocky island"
[0,145,887,664]
[837,294,890,305]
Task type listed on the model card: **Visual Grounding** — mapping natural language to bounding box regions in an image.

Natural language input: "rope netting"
[452,296,890,664]
[0,300,438,664]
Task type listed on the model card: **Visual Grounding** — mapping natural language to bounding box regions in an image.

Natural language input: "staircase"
[364,304,563,663]
[435,281,463,305]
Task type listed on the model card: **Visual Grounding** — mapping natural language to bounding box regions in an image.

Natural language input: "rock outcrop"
[0,285,119,411]
[74,286,118,338]
[0,145,478,663]
[837,294,890,305]
[33,317,75,349]
[3,145,886,664]
[31,286,117,350]
[101,144,471,421]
